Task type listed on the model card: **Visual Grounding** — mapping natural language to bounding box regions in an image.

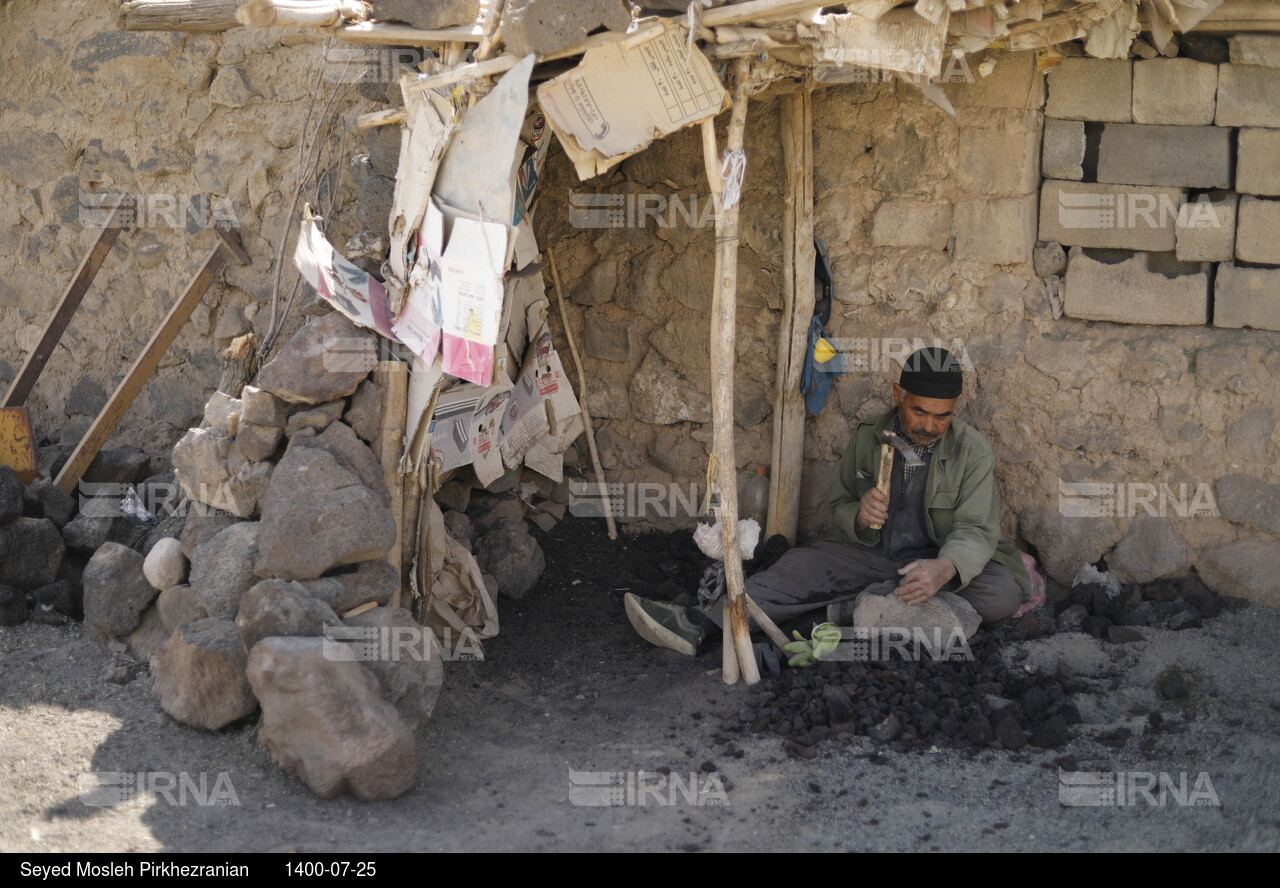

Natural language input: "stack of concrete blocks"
[1036,42,1280,331]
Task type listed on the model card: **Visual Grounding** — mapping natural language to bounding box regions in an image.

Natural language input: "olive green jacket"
[828,409,1031,600]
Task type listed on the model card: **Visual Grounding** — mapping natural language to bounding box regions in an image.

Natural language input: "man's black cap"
[899,347,963,399]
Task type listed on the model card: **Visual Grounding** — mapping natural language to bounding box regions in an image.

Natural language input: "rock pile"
[71,312,452,800]
[0,449,173,629]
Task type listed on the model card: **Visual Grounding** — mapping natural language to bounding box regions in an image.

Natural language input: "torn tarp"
[536,22,729,181]
[294,214,399,340]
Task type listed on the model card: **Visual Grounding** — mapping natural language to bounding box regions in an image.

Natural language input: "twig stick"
[745,594,790,651]
[547,250,618,541]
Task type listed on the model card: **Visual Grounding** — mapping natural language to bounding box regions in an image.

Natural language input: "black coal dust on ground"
[519,519,1230,759]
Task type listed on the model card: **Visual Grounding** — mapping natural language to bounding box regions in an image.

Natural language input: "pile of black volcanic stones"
[738,630,1083,757]
[1009,573,1232,644]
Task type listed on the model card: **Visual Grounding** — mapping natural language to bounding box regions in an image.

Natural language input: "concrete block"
[1175,191,1238,262]
[1236,196,1280,264]
[1042,118,1085,181]
[1229,34,1280,68]
[944,50,1045,110]
[1216,64,1280,126]
[955,195,1037,265]
[1097,124,1231,189]
[1046,58,1132,122]
[869,199,953,249]
[957,116,1041,195]
[1215,263,1280,331]
[1236,128,1280,195]
[1039,180,1182,251]
[1063,249,1209,326]
[1132,59,1217,125]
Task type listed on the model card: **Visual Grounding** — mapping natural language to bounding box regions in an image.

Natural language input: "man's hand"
[894,557,957,606]
[854,487,889,530]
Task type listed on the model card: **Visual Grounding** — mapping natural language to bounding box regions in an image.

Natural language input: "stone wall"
[0,0,384,471]
[534,47,1280,606]
[1,3,1276,606]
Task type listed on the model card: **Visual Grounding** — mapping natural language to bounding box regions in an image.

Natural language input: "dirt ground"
[2,520,1279,853]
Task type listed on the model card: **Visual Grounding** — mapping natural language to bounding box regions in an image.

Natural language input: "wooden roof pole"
[767,90,815,545]
[703,59,760,686]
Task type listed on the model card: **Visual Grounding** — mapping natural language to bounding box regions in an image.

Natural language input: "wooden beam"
[375,360,410,610]
[767,91,814,546]
[329,22,483,45]
[3,200,129,409]
[54,240,235,494]
[236,0,368,28]
[703,60,759,687]
[119,0,240,31]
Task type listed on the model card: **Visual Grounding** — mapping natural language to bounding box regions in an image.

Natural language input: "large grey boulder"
[172,427,272,518]
[289,422,389,502]
[343,606,445,730]
[301,559,398,614]
[1019,504,1123,585]
[0,517,64,591]
[82,542,158,640]
[1107,516,1192,583]
[180,507,239,557]
[0,467,23,524]
[477,528,545,600]
[253,313,376,406]
[152,618,257,731]
[247,636,419,800]
[372,0,480,29]
[253,447,395,581]
[235,579,342,651]
[1216,474,1280,536]
[156,584,209,632]
[1197,540,1280,608]
[188,522,261,620]
[501,0,630,57]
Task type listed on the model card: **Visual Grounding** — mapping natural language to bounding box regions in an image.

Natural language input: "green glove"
[783,622,842,668]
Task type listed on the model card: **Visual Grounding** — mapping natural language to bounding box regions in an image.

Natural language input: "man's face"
[893,384,957,447]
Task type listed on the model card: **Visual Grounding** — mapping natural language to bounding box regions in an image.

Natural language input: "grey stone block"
[1214,263,1280,331]
[1236,128,1280,195]
[1039,180,1182,251]
[1229,34,1280,68]
[1063,249,1209,326]
[1097,124,1231,189]
[1042,119,1085,181]
[1236,196,1280,264]
[1046,58,1132,122]
[583,316,641,363]
[1175,191,1237,262]
[1216,64,1280,126]
[1132,59,1217,125]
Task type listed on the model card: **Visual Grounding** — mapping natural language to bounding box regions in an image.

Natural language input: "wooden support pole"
[547,250,618,541]
[767,90,815,545]
[703,59,759,687]
[236,0,368,28]
[119,0,240,31]
[3,200,129,408]
[54,234,243,494]
[375,361,410,610]
[330,22,483,45]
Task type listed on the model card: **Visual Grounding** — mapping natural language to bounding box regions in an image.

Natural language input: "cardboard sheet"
[536,23,729,180]
[294,216,399,340]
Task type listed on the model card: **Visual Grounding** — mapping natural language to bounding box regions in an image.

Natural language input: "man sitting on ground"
[625,347,1031,656]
